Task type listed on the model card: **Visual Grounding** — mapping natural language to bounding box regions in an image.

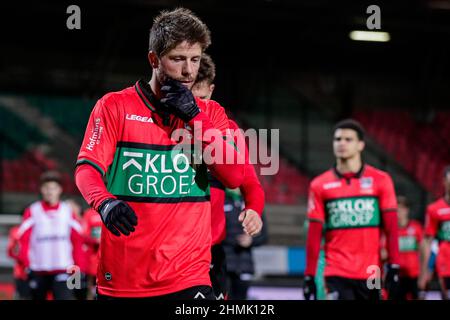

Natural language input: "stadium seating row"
[354,110,450,197]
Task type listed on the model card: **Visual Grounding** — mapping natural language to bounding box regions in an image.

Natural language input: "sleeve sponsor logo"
[325,197,380,230]
[86,117,103,151]
[307,193,316,212]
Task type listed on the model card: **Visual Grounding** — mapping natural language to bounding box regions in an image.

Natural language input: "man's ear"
[148,51,159,69]
[209,84,215,95]
[359,140,365,152]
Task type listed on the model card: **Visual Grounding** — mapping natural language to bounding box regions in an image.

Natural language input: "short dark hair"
[195,53,216,85]
[397,195,409,208]
[40,170,62,186]
[149,8,211,57]
[333,119,365,141]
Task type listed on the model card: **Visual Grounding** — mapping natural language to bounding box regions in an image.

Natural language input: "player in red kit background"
[82,208,103,299]
[381,196,423,299]
[192,54,265,299]
[303,119,400,300]
[420,166,450,300]
[75,8,248,299]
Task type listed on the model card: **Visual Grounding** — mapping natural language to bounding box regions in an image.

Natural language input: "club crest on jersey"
[360,177,373,189]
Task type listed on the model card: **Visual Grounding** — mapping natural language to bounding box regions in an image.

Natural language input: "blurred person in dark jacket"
[223,188,268,300]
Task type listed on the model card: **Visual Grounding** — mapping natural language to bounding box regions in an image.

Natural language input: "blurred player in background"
[191,54,215,100]
[303,119,400,300]
[7,225,31,299]
[75,8,246,299]
[16,171,84,300]
[192,54,265,299]
[223,188,268,300]
[81,208,102,299]
[381,196,423,299]
[420,166,450,300]
[302,220,326,300]
[65,198,88,300]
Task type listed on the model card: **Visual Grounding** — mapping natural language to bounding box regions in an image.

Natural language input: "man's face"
[333,129,365,160]
[40,181,62,205]
[397,204,409,223]
[152,41,202,89]
[192,80,215,100]
[444,172,450,194]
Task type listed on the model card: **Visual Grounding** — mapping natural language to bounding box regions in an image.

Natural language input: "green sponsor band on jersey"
[399,235,418,252]
[106,142,209,203]
[437,221,450,242]
[325,196,380,230]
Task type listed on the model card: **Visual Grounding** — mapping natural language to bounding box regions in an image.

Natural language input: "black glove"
[160,78,200,122]
[98,199,138,237]
[385,264,400,300]
[303,275,317,300]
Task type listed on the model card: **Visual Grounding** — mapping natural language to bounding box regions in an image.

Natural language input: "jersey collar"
[333,162,365,180]
[41,201,60,211]
[135,79,171,126]
[135,79,162,113]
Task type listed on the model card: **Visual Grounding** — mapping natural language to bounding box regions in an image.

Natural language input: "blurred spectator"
[223,189,268,300]
[15,171,84,300]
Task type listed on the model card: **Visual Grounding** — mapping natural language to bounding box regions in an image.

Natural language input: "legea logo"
[126,114,154,123]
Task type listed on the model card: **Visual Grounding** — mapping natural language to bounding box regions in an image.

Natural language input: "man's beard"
[156,70,194,89]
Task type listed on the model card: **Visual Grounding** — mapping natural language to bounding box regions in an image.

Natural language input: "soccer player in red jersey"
[381,196,423,299]
[75,8,246,299]
[16,171,84,300]
[419,166,450,300]
[192,54,265,299]
[303,119,400,300]
[81,208,102,299]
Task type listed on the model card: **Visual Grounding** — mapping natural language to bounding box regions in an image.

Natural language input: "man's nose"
[182,61,193,76]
